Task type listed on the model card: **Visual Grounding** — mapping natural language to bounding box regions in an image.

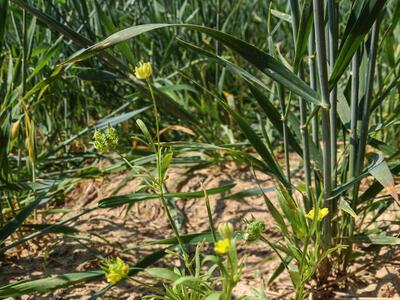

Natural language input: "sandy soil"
[1,157,400,299]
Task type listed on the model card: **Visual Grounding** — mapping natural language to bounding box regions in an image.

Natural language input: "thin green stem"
[328,0,338,187]
[327,0,339,253]
[146,79,189,269]
[342,49,360,272]
[203,186,217,243]
[21,8,26,96]
[308,28,321,198]
[215,0,221,89]
[290,0,312,209]
[313,0,332,244]
[346,19,381,273]
[349,50,360,186]
[354,20,381,181]
[266,1,291,188]
[289,0,300,41]
[313,0,333,283]
[117,151,134,170]
[297,235,310,300]
[278,85,291,186]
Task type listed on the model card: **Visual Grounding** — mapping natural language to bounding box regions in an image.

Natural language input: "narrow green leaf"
[146,268,180,282]
[293,0,313,72]
[141,232,215,247]
[95,1,136,65]
[63,23,322,107]
[205,292,223,300]
[336,89,351,128]
[0,272,104,298]
[136,119,154,148]
[262,193,288,237]
[354,235,400,245]
[360,162,400,203]
[331,154,394,199]
[249,84,303,156]
[270,9,292,23]
[21,224,79,235]
[77,70,119,81]
[329,0,387,88]
[222,186,275,200]
[177,38,272,94]
[368,138,399,157]
[98,183,236,208]
[268,256,292,285]
[338,198,358,219]
[0,248,167,298]
[11,1,198,130]
[0,0,9,52]
[0,191,48,244]
[368,153,398,201]
[287,112,322,169]
[214,96,286,184]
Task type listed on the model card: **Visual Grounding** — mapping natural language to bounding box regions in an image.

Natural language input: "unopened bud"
[11,120,20,140]
[217,222,234,239]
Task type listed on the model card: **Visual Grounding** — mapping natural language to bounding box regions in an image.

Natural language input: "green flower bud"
[92,126,119,153]
[217,222,234,239]
[93,130,108,153]
[105,126,119,151]
[244,219,265,242]
[233,274,240,284]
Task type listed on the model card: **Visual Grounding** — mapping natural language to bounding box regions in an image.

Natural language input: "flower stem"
[146,80,190,269]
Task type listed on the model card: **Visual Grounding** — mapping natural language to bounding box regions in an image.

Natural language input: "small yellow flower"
[217,222,234,239]
[214,238,231,255]
[102,257,129,285]
[134,61,152,80]
[223,91,233,99]
[305,207,329,222]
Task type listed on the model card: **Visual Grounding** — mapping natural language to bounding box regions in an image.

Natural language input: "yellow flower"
[305,207,329,222]
[217,222,234,239]
[102,257,129,285]
[223,91,233,99]
[214,238,231,255]
[134,61,152,80]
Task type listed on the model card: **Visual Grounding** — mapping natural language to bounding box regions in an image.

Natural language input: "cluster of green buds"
[243,218,266,243]
[92,126,119,153]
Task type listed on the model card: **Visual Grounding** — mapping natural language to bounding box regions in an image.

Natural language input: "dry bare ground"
[1,158,400,299]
